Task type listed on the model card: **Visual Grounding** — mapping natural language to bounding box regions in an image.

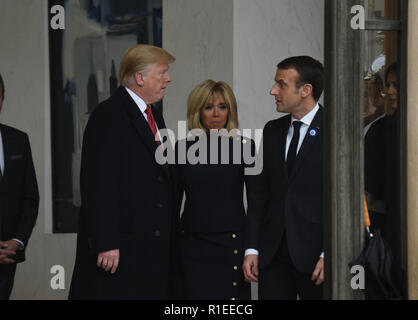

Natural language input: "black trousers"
[0,264,17,300]
[259,237,323,300]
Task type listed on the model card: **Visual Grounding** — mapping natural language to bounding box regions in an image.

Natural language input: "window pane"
[49,0,163,233]
[366,0,398,20]
[363,28,407,298]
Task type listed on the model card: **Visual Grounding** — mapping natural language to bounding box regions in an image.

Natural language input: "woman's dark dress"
[174,133,255,300]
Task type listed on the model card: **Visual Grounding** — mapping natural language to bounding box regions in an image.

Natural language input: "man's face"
[0,84,3,113]
[386,72,398,112]
[140,62,171,104]
[270,68,303,114]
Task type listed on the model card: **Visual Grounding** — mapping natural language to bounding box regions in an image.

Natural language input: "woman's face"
[200,93,229,130]
[386,72,398,112]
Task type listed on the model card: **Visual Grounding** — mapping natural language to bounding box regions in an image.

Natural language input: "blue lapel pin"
[309,128,318,137]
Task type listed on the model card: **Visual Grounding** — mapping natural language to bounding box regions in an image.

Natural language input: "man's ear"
[134,72,145,87]
[301,83,313,99]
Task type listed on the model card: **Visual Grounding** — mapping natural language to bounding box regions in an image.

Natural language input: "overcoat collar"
[116,87,170,178]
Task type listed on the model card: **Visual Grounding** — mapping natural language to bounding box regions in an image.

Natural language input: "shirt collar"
[124,86,148,114]
[291,103,319,127]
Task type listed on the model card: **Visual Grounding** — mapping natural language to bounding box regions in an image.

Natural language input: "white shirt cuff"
[245,248,259,256]
[12,239,25,250]
[245,249,323,258]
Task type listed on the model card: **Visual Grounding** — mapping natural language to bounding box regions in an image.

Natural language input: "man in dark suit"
[0,73,39,300]
[69,44,183,299]
[243,56,324,300]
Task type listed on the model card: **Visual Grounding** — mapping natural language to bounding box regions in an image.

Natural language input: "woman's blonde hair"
[119,44,176,86]
[187,80,239,131]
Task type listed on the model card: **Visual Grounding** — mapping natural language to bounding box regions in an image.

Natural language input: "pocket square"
[10,154,23,160]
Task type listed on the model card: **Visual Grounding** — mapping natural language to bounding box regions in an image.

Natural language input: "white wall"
[163,0,324,134]
[234,0,324,131]
[163,0,234,136]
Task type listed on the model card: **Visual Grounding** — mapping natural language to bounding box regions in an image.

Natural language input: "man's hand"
[311,257,324,285]
[242,254,259,282]
[97,249,120,274]
[4,240,22,251]
[0,240,17,264]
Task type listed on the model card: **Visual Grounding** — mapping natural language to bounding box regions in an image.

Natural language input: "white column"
[407,0,418,300]
[163,0,234,135]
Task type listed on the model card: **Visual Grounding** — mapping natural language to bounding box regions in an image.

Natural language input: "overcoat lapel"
[151,104,171,178]
[116,87,170,178]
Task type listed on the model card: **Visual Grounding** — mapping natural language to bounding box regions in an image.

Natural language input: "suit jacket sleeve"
[14,133,39,246]
[245,125,272,250]
[80,107,122,254]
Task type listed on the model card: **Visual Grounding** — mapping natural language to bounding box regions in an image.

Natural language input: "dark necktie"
[287,121,302,175]
[144,105,161,146]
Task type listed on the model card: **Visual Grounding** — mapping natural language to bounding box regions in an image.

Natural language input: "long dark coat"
[69,87,181,300]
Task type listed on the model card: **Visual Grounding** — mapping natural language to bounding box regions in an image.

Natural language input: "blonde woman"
[174,80,255,300]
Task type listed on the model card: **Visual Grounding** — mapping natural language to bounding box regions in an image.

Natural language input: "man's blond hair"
[119,44,176,86]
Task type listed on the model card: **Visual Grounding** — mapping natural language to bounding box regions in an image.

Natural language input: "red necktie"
[145,105,161,146]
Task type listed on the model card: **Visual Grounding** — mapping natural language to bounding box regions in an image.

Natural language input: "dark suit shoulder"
[0,123,29,140]
[90,95,122,118]
[365,116,387,141]
[264,115,291,132]
[0,124,28,137]
[370,115,387,130]
[86,94,127,132]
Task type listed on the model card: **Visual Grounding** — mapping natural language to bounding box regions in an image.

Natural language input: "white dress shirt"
[124,87,162,142]
[285,103,320,160]
[0,128,24,249]
[245,104,324,258]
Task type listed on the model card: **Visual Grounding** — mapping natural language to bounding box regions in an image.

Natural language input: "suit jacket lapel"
[278,116,291,181]
[0,126,15,188]
[288,107,323,180]
[117,87,170,178]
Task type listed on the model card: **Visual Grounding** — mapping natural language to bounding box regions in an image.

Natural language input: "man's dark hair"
[0,73,4,101]
[385,62,398,82]
[277,56,324,101]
